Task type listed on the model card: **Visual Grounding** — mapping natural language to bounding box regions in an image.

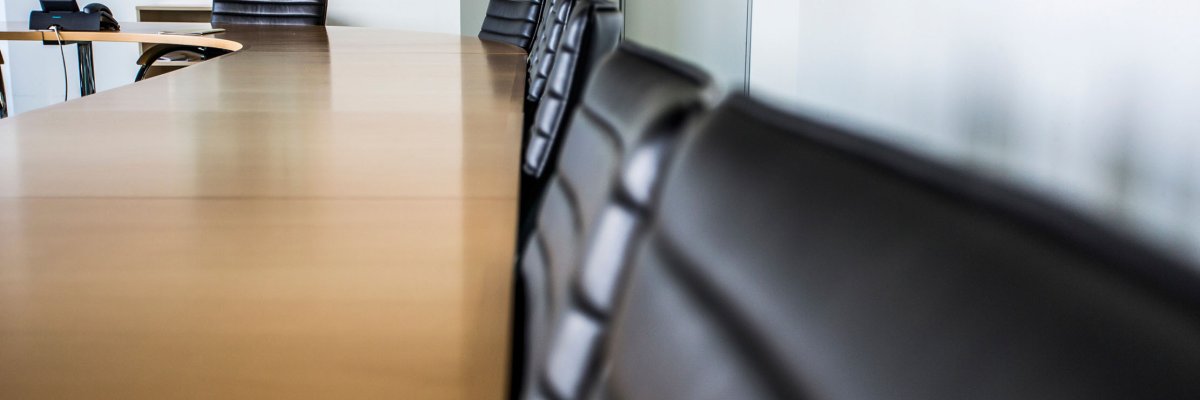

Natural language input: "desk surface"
[0,23,526,399]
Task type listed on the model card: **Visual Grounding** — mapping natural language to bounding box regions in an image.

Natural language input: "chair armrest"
[136,44,207,66]
[135,44,231,82]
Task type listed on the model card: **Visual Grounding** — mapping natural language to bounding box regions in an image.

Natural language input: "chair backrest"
[525,0,577,103]
[523,0,622,178]
[598,94,1200,399]
[211,0,328,26]
[515,43,713,398]
[479,0,545,50]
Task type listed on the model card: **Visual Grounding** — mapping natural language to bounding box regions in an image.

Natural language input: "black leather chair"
[525,0,577,104]
[515,43,714,399]
[592,93,1200,399]
[211,0,328,25]
[479,0,545,50]
[135,0,329,82]
[522,0,620,177]
[0,51,8,118]
[516,0,621,233]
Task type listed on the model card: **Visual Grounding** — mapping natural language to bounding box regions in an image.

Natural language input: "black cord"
[50,26,68,102]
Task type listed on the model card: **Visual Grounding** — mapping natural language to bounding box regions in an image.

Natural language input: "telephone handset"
[81,3,119,31]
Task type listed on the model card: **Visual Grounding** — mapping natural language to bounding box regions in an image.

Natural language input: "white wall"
[460,0,486,35]
[624,0,752,90]
[0,0,462,116]
[747,0,1200,262]
[748,0,797,101]
[0,0,8,111]
[327,0,459,34]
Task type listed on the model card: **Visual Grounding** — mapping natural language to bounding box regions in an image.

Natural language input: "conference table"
[0,22,526,399]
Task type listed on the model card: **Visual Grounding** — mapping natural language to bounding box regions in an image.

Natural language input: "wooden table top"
[0,23,526,399]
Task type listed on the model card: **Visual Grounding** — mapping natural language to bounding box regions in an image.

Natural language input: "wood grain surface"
[0,23,526,399]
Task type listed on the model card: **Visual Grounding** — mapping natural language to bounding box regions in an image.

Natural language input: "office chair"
[516,0,621,239]
[518,0,572,140]
[211,0,328,25]
[479,0,545,50]
[515,42,714,399]
[589,94,1200,399]
[0,51,7,118]
[525,0,577,104]
[135,0,329,81]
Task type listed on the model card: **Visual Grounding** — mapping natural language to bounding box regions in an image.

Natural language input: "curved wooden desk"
[0,22,245,96]
[0,22,244,51]
[0,23,526,399]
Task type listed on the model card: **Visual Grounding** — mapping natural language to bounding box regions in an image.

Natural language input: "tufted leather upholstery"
[0,51,7,118]
[525,0,577,103]
[517,0,566,205]
[515,43,713,399]
[523,1,622,178]
[516,0,616,247]
[212,0,328,26]
[479,0,544,50]
[597,94,1200,399]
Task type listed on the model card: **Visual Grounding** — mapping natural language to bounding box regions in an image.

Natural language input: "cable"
[50,26,68,102]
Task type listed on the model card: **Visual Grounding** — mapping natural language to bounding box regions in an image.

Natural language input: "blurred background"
[625,0,1200,266]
